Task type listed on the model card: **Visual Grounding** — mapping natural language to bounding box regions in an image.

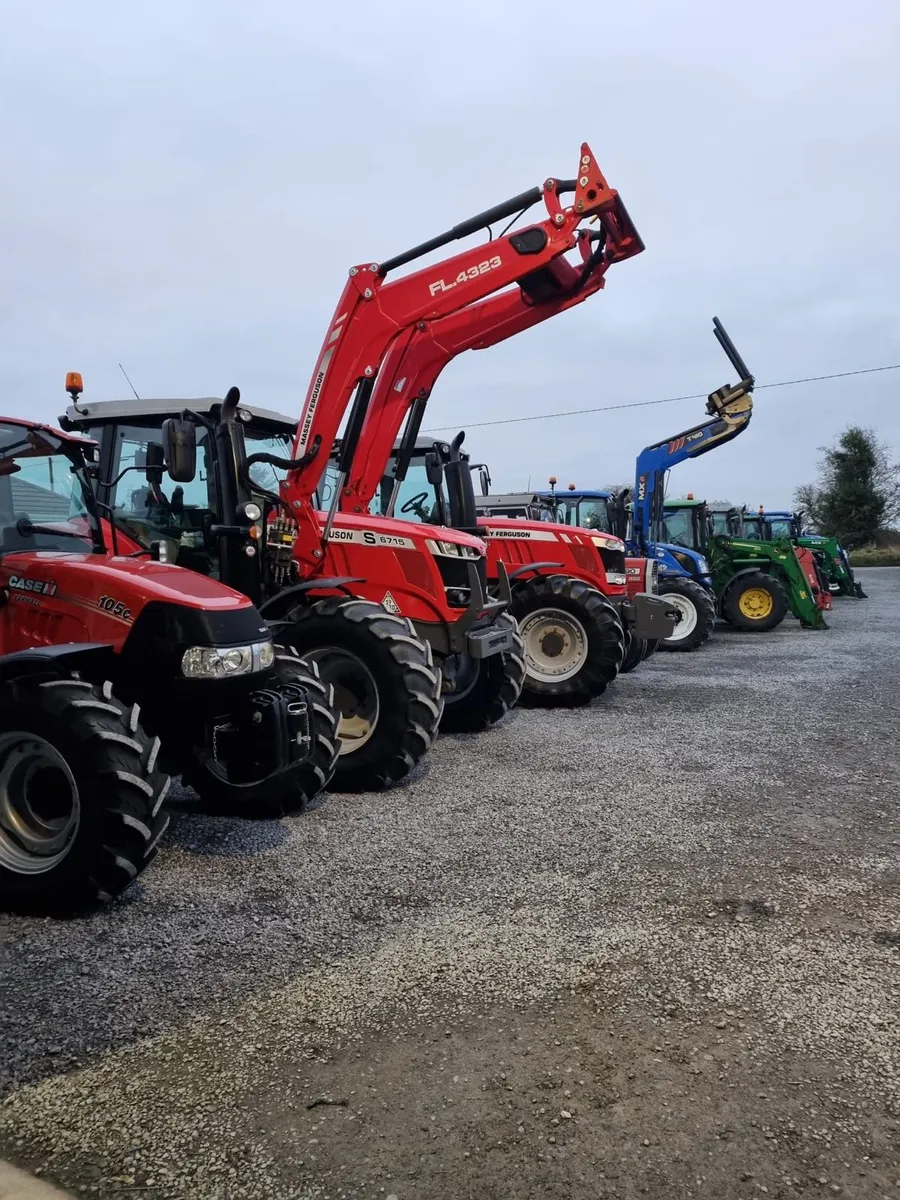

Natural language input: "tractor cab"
[658,498,710,556]
[760,510,803,540]
[707,504,743,539]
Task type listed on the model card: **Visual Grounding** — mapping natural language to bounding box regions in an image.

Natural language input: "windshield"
[576,498,612,532]
[0,423,96,554]
[767,518,795,539]
[245,429,293,495]
[742,517,763,540]
[709,511,733,537]
[661,508,699,550]
[375,459,447,522]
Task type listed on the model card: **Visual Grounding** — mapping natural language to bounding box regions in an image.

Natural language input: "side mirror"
[162,416,197,483]
[145,442,165,487]
[424,451,444,489]
[477,465,491,496]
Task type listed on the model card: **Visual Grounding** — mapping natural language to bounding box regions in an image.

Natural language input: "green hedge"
[848,548,900,567]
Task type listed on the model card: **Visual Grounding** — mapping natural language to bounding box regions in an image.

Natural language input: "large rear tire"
[722,572,789,632]
[182,649,340,816]
[656,577,716,652]
[511,575,625,708]
[439,612,526,732]
[284,597,443,792]
[0,672,169,914]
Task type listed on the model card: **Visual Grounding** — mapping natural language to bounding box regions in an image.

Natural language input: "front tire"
[181,649,340,816]
[439,612,526,732]
[619,629,646,674]
[511,575,625,708]
[284,596,443,793]
[0,672,169,914]
[722,573,789,632]
[657,577,716,652]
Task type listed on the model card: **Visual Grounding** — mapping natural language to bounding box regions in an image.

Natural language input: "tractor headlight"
[606,572,627,587]
[240,501,263,523]
[425,538,482,559]
[181,639,275,679]
[696,556,710,574]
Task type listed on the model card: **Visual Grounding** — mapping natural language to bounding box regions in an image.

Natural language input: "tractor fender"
[507,561,565,582]
[719,566,771,604]
[259,577,365,619]
[0,643,117,683]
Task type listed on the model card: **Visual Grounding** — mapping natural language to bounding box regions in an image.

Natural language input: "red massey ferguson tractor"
[0,415,339,913]
[323,169,676,706]
[63,141,649,771]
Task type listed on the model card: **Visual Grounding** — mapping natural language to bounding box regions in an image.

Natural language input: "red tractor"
[322,167,675,706]
[0,414,338,913]
[63,142,643,773]
[358,436,675,705]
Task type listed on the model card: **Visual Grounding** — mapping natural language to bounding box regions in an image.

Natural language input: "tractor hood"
[320,510,488,556]
[2,550,255,612]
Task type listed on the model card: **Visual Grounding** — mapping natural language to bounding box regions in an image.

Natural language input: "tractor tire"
[284,596,443,792]
[642,638,661,660]
[619,629,646,674]
[511,574,625,708]
[722,572,789,632]
[656,578,716,652]
[0,672,169,914]
[182,648,340,816]
[439,612,526,732]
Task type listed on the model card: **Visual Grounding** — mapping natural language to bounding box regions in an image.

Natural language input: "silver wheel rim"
[304,648,379,755]
[519,607,588,683]
[0,732,80,875]
[659,593,698,641]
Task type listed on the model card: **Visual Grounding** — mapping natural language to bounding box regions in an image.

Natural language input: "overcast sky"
[2,0,898,509]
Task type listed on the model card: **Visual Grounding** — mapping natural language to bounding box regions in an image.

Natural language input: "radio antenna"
[118,362,141,400]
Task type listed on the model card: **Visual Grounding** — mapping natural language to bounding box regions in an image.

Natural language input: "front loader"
[626,318,756,650]
[0,416,339,913]
[325,153,674,707]
[752,509,867,599]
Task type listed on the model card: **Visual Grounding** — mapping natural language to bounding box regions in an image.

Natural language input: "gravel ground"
[2,568,899,1200]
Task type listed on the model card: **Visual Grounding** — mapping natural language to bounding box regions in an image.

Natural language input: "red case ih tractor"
[0,414,338,913]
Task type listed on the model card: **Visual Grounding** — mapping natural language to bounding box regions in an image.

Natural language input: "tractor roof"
[63,396,296,430]
[534,488,613,500]
[662,497,706,508]
[762,510,795,518]
[475,492,543,509]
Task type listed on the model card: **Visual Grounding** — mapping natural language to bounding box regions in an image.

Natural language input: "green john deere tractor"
[660,498,830,632]
[741,508,867,599]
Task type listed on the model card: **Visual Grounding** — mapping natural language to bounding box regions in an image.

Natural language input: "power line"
[421,361,900,435]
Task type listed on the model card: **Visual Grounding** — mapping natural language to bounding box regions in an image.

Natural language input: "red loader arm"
[340,234,637,513]
[282,143,643,572]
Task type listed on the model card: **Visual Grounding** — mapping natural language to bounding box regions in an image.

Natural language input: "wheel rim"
[738,587,774,620]
[659,593,698,642]
[518,607,588,683]
[303,647,379,755]
[0,732,80,876]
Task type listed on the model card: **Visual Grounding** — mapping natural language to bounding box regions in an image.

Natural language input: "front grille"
[598,546,626,575]
[434,553,488,608]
